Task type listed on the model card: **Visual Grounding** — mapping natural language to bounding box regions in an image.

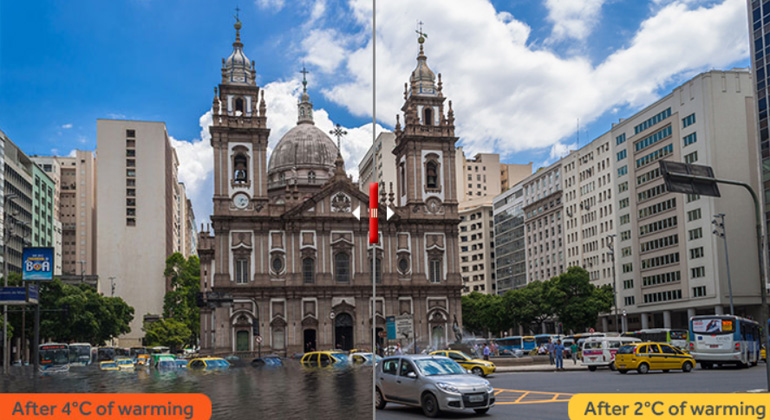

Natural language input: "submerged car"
[251,354,283,368]
[429,350,496,376]
[376,355,495,417]
[187,357,230,370]
[99,361,119,371]
[115,357,135,371]
[300,351,349,368]
[350,352,382,366]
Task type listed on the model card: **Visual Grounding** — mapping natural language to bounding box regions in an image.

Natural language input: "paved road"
[375,364,769,420]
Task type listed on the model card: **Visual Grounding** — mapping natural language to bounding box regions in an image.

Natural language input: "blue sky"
[0,0,752,224]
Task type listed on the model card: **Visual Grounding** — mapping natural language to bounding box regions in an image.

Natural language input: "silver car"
[375,354,495,417]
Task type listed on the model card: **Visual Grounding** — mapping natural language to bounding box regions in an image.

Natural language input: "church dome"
[267,124,338,175]
[223,19,255,85]
[409,34,437,96]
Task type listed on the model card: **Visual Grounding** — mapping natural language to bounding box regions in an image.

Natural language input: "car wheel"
[588,366,597,372]
[637,363,649,374]
[472,367,484,376]
[682,362,693,373]
[618,369,628,374]
[609,363,616,371]
[375,388,386,410]
[421,393,441,418]
[474,408,489,415]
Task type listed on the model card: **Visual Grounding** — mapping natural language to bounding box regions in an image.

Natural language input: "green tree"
[503,280,555,334]
[161,253,200,347]
[142,318,191,352]
[547,266,614,333]
[461,292,510,337]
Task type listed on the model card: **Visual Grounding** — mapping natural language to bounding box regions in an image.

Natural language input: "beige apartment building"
[34,151,97,278]
[611,69,762,330]
[97,119,180,347]
[358,132,397,192]
[522,163,564,283]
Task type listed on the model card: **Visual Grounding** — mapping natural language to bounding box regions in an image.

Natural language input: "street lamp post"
[606,234,619,333]
[2,194,18,374]
[712,214,734,315]
[622,309,627,334]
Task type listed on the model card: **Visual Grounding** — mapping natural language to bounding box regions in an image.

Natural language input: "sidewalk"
[495,363,588,373]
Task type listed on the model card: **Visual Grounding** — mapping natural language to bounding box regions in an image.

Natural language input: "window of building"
[691,266,706,278]
[233,153,249,183]
[426,161,439,189]
[687,208,702,222]
[689,227,703,240]
[126,169,136,177]
[682,113,696,128]
[236,258,249,284]
[624,296,635,306]
[424,107,433,126]
[684,151,698,164]
[303,258,315,284]
[683,132,697,146]
[429,258,442,283]
[335,253,350,283]
[692,286,707,297]
[126,149,135,157]
[308,171,316,184]
[623,279,634,289]
[126,129,135,138]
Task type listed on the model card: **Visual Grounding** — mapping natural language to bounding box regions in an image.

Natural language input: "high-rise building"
[31,156,63,276]
[459,198,495,294]
[747,1,770,227]
[31,164,56,250]
[97,119,180,347]
[493,184,526,294]
[2,135,35,273]
[49,151,97,278]
[522,162,564,283]
[611,69,761,330]
[358,132,397,192]
[455,149,530,200]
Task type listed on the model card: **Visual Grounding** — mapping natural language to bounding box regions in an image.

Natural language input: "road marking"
[493,388,573,405]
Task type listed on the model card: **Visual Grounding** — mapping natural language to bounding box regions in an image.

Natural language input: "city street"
[375,364,769,420]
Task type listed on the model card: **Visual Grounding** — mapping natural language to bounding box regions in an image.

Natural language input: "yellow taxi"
[429,350,496,376]
[115,357,135,371]
[300,351,349,368]
[99,361,119,371]
[187,357,230,370]
[614,342,695,374]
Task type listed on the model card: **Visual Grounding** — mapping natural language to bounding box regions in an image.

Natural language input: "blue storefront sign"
[22,247,54,281]
[386,316,396,340]
[0,285,38,305]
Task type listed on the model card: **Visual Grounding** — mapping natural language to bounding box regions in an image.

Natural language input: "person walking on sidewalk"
[570,342,578,364]
[547,339,555,365]
[482,343,491,361]
[554,340,565,371]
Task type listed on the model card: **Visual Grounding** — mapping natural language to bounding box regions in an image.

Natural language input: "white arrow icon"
[387,206,395,220]
[353,205,361,221]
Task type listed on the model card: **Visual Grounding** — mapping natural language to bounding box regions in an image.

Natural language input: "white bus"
[581,336,640,371]
[39,343,70,373]
[689,315,760,369]
[68,343,92,366]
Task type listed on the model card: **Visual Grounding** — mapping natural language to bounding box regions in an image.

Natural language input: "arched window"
[308,171,316,184]
[303,258,315,284]
[235,97,244,114]
[424,107,433,126]
[426,161,438,189]
[233,154,248,183]
[335,253,350,283]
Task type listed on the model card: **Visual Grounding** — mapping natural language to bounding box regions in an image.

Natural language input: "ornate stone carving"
[331,192,352,213]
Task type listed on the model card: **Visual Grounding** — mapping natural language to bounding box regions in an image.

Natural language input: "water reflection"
[1,360,372,420]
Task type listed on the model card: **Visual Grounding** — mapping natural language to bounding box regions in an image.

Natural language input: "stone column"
[641,312,649,329]
[663,311,671,329]
[601,317,609,332]
[687,308,696,321]
[715,306,724,315]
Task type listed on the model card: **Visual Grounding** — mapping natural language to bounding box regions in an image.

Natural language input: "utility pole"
[2,194,17,374]
[712,213,734,315]
[606,234,619,333]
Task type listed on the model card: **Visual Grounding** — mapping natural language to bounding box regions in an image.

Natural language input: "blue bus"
[493,337,522,355]
[522,336,536,351]
[689,315,760,368]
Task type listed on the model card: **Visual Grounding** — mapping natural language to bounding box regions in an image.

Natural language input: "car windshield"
[617,345,636,354]
[330,353,348,362]
[102,363,117,368]
[207,359,228,367]
[414,358,467,376]
[117,359,132,365]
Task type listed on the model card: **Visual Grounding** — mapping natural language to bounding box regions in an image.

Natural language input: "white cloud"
[310,0,747,159]
[302,29,349,73]
[170,112,214,227]
[67,149,78,158]
[255,0,285,12]
[61,123,73,129]
[545,0,606,42]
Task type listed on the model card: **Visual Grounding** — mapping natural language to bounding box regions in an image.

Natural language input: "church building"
[198,19,464,355]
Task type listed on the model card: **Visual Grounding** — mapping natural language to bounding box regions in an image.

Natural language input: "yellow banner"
[569,394,770,420]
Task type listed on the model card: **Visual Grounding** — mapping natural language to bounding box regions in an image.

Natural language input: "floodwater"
[0,361,373,420]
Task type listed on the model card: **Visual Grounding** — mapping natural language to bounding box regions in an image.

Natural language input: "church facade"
[198,20,464,355]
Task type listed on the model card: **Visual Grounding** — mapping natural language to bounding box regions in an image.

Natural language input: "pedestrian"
[490,341,497,356]
[482,343,490,361]
[473,342,479,357]
[547,339,555,365]
[395,343,402,355]
[570,342,578,365]
[554,339,565,371]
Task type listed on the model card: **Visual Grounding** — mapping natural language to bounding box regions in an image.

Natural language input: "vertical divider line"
[371,1,377,418]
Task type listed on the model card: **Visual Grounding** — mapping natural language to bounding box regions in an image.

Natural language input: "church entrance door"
[334,313,353,351]
[304,329,317,352]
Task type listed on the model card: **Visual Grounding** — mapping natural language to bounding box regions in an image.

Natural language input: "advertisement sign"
[22,247,54,281]
[396,315,414,339]
[0,285,38,305]
[386,316,396,340]
[693,318,724,333]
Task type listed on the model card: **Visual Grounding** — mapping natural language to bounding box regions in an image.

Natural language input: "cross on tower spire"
[415,20,427,43]
[330,123,347,151]
[299,66,309,92]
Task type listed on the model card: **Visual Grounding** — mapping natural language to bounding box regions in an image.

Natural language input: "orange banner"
[0,394,211,420]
